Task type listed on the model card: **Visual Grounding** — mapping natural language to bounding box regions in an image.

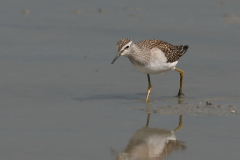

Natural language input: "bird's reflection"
[116,114,185,160]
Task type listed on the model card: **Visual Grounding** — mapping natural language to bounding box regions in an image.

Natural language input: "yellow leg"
[174,115,183,132]
[146,74,152,102]
[175,68,184,97]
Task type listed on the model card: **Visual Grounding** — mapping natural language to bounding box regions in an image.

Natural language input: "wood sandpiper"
[111,38,189,102]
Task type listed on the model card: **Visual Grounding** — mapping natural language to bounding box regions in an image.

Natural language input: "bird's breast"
[129,48,178,74]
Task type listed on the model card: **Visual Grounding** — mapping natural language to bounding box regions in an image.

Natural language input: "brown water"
[1,0,240,159]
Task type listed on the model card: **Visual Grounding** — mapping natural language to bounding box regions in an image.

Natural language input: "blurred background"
[0,0,240,160]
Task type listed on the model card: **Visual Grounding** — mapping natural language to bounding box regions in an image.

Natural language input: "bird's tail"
[176,45,189,56]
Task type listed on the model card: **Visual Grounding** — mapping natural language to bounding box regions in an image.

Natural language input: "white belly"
[133,60,178,74]
[129,47,178,74]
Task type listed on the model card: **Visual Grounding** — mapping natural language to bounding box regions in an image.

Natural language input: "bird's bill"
[111,52,121,64]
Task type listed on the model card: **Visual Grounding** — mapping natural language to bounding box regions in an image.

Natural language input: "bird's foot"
[178,89,185,97]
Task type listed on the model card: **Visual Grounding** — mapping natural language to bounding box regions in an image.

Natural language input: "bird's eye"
[125,46,129,49]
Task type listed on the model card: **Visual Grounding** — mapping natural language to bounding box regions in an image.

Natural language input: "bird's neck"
[127,44,149,66]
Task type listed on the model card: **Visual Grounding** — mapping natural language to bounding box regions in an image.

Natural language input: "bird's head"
[111,39,132,64]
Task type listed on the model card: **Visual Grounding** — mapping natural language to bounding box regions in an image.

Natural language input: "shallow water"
[0,0,240,159]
